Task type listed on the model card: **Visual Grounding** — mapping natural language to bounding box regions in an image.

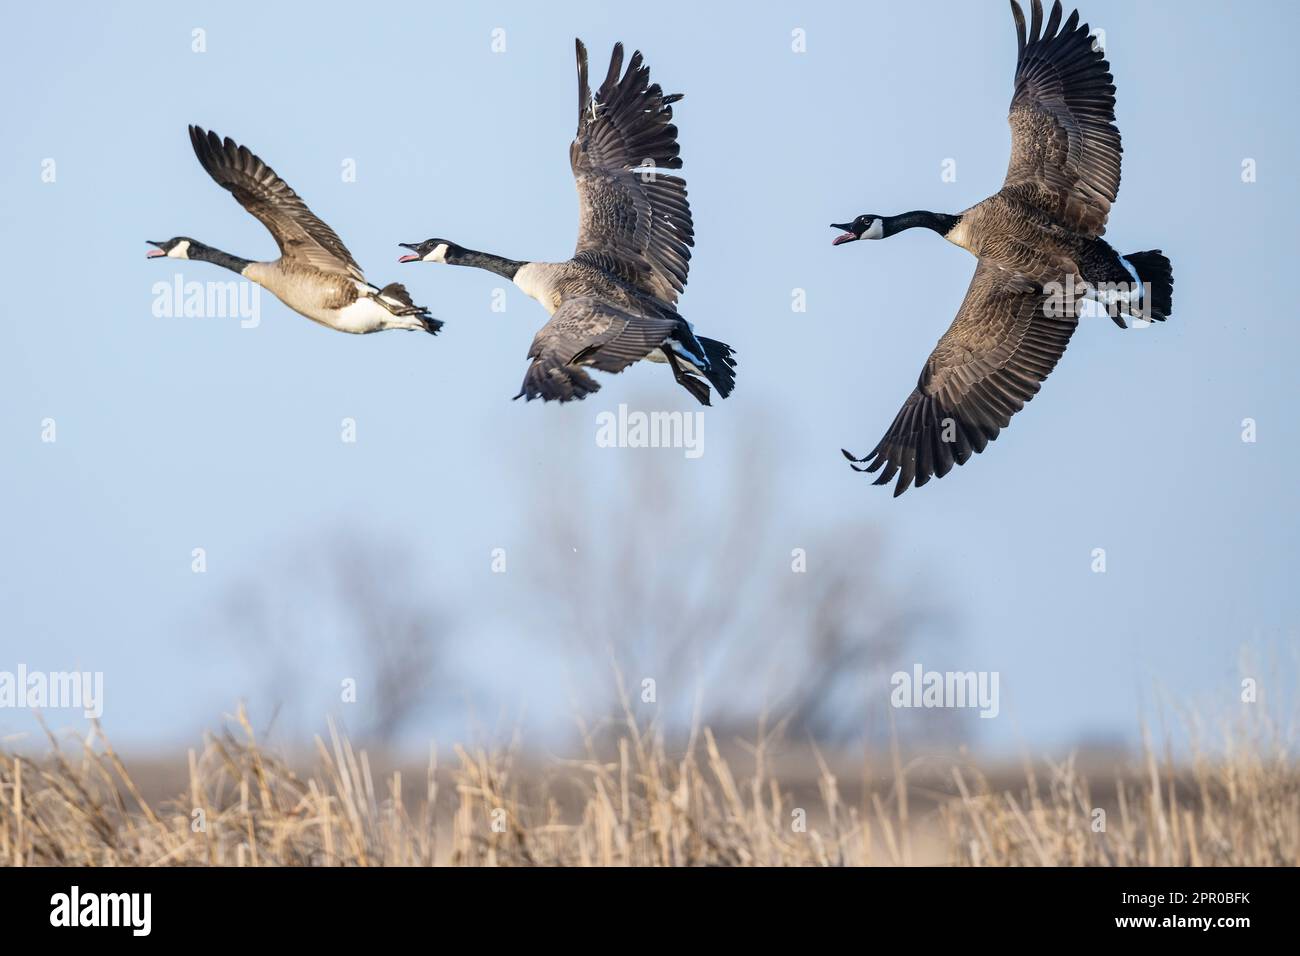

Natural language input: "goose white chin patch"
[424,243,449,263]
[167,240,191,259]
[863,219,884,240]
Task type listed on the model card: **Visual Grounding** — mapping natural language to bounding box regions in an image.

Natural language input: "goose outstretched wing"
[1001,0,1122,237]
[845,263,1078,496]
[516,297,678,403]
[570,40,693,305]
[189,125,364,281]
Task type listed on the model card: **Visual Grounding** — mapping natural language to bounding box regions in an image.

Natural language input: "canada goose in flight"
[832,0,1173,496]
[399,40,735,404]
[148,126,441,336]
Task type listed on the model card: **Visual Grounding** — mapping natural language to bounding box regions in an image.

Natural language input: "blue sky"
[1,1,1297,754]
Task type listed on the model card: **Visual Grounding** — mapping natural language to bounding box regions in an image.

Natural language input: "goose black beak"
[830,223,859,246]
[397,242,420,264]
[146,240,166,259]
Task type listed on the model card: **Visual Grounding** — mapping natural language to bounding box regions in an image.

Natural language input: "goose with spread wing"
[399,40,735,404]
[148,126,440,336]
[831,0,1173,496]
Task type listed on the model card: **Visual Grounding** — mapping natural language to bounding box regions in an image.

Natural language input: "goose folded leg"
[514,297,683,403]
[373,282,443,334]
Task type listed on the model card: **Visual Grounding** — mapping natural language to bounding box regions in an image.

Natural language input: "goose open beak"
[830,223,858,245]
[397,242,419,263]
[146,241,166,258]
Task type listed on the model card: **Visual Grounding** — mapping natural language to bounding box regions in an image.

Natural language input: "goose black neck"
[884,211,960,238]
[190,242,253,274]
[448,248,524,280]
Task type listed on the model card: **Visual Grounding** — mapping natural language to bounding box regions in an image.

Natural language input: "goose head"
[398,239,461,264]
[834,211,964,244]
[830,215,884,245]
[146,237,197,260]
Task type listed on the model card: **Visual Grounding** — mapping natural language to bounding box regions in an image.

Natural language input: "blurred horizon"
[1,0,1297,757]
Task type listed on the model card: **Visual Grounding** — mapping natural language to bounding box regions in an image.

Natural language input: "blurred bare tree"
[224,534,446,745]
[519,401,955,745]
[219,400,957,749]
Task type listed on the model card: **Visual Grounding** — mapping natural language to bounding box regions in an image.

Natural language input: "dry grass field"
[2,704,1296,867]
